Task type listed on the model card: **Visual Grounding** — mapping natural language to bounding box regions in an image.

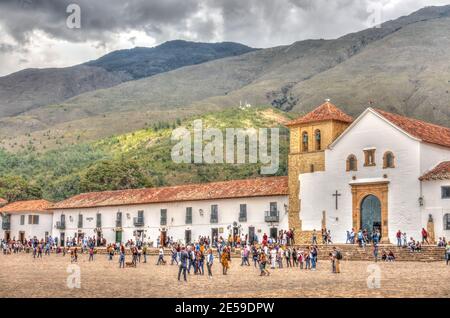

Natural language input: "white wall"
[2,213,53,241]
[422,179,450,240]
[52,195,289,246]
[299,110,424,243]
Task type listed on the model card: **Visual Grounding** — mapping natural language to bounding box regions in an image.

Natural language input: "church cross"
[332,190,341,210]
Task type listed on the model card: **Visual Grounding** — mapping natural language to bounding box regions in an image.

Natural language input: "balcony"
[56,221,66,230]
[2,221,10,230]
[239,215,247,222]
[210,216,218,224]
[133,217,144,227]
[264,210,279,223]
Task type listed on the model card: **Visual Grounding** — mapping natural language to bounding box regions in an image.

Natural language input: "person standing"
[445,242,450,265]
[206,249,214,278]
[312,229,318,245]
[221,247,230,275]
[258,251,270,276]
[331,247,341,273]
[396,230,402,247]
[421,228,429,245]
[178,246,188,282]
[373,243,379,262]
[119,244,125,268]
[156,246,165,265]
[89,247,94,262]
[142,244,147,263]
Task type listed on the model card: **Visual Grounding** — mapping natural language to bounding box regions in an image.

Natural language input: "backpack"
[335,251,343,260]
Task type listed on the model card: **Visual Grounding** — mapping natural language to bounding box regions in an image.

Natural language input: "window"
[346,154,358,171]
[185,207,192,224]
[96,213,102,228]
[302,132,309,152]
[239,204,247,222]
[310,164,315,173]
[442,186,450,199]
[160,209,167,225]
[364,149,376,166]
[383,151,395,168]
[78,214,83,228]
[444,214,450,230]
[210,205,218,223]
[315,129,321,151]
[28,215,39,225]
[269,202,278,216]
[20,215,25,225]
[116,212,122,227]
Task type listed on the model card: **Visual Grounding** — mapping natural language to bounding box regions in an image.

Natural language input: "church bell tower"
[285,100,353,243]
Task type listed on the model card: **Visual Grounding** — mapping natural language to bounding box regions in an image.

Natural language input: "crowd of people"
[2,229,449,279]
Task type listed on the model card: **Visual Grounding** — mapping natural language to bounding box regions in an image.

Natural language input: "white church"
[287,102,450,243]
[1,101,449,245]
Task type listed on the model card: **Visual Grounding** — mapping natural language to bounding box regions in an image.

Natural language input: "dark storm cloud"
[0,0,448,49]
[0,0,201,44]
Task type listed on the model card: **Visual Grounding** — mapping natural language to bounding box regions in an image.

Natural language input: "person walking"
[312,229,318,245]
[178,246,188,282]
[206,249,214,278]
[156,246,165,265]
[421,228,429,245]
[142,244,147,263]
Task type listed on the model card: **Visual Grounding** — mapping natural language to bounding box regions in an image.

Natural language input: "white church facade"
[289,104,450,243]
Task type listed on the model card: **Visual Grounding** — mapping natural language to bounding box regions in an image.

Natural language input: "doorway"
[19,231,25,243]
[60,232,65,247]
[185,230,192,244]
[360,194,382,237]
[248,226,255,244]
[115,230,122,244]
[4,231,10,241]
[160,230,167,247]
[269,227,278,240]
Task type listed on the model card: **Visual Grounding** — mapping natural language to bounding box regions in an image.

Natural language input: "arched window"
[383,151,395,169]
[444,214,450,230]
[346,154,357,171]
[302,132,309,152]
[315,129,321,151]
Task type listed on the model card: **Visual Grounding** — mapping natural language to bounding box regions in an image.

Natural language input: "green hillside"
[0,107,293,202]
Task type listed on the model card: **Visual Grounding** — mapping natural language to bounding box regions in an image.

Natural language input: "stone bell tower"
[285,100,353,243]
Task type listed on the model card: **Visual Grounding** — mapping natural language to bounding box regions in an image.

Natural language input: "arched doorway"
[360,194,382,237]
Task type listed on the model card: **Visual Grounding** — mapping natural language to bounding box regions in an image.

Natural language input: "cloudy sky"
[0,0,449,76]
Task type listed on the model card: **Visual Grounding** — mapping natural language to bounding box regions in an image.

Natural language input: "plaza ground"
[0,253,448,298]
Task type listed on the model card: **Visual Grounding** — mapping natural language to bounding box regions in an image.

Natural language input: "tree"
[79,159,152,192]
[0,176,42,202]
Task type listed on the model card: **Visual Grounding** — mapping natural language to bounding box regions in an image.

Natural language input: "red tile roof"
[0,199,53,214]
[374,109,450,148]
[51,176,289,209]
[419,161,450,181]
[286,101,353,126]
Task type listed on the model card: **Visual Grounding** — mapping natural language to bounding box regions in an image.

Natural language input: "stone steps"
[91,244,446,262]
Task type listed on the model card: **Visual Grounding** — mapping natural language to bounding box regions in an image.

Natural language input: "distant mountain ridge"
[0,40,255,118]
[1,5,450,153]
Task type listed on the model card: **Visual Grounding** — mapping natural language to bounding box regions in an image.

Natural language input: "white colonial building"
[289,104,450,243]
[0,200,53,242]
[50,177,289,246]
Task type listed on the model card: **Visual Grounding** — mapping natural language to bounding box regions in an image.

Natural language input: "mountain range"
[0,5,450,154]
